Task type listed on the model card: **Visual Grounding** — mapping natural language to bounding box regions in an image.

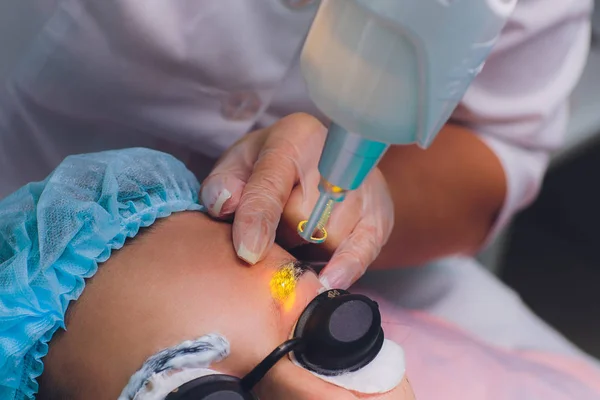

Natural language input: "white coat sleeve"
[451,0,594,244]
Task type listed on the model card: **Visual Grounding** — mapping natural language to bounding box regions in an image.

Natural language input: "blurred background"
[480,4,600,358]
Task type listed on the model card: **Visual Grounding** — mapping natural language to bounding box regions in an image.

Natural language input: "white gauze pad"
[118,333,230,400]
[290,339,406,394]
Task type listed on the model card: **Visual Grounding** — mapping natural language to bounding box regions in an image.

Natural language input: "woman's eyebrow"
[269,261,315,309]
[271,259,316,278]
[292,261,317,277]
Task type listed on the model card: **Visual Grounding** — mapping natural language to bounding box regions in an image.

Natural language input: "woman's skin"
[39,212,414,400]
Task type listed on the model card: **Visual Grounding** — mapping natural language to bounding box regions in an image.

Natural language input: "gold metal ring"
[297,220,328,244]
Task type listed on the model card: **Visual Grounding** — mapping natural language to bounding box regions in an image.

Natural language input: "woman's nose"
[254,359,359,400]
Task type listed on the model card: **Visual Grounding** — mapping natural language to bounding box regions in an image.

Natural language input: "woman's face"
[41,212,414,399]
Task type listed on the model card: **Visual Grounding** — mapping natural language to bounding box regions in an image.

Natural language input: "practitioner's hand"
[200,113,394,289]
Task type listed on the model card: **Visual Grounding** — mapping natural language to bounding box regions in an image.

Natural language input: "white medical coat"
[0,0,593,236]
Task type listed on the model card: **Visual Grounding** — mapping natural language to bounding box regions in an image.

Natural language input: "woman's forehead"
[128,212,321,321]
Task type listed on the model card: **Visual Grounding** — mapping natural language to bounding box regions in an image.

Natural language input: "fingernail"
[235,218,270,265]
[318,277,331,291]
[212,189,231,216]
[201,186,232,217]
[236,243,260,265]
[321,260,362,290]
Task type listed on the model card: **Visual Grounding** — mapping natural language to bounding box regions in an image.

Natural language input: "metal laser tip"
[297,193,334,244]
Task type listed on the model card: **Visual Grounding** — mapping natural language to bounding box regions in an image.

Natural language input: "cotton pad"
[119,333,230,400]
[290,339,406,394]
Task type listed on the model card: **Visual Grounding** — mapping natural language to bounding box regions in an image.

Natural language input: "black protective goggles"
[165,289,384,400]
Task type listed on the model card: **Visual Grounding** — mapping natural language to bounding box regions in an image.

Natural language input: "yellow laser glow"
[331,185,344,194]
[270,263,300,310]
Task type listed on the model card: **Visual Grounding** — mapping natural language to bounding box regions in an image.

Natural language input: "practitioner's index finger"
[232,114,327,265]
[238,113,328,216]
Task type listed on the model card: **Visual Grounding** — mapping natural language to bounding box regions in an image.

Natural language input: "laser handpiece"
[298,125,388,243]
[297,0,517,243]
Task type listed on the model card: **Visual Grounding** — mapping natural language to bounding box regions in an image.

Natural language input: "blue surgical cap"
[0,148,203,399]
